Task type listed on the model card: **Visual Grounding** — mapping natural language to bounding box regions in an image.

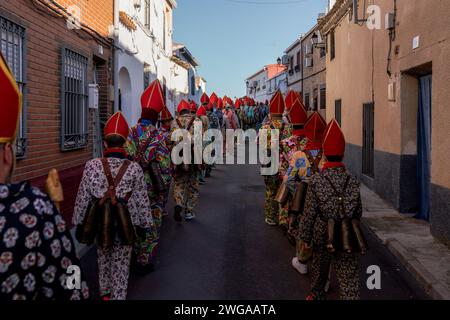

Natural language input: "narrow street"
[112,163,427,300]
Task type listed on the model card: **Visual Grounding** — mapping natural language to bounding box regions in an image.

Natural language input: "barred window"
[61,48,88,150]
[0,16,26,158]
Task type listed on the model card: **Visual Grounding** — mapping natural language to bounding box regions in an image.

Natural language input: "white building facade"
[114,0,177,124]
[284,37,303,93]
[246,68,269,103]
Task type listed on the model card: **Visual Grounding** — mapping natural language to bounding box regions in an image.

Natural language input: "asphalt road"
[80,162,428,300]
[117,163,429,300]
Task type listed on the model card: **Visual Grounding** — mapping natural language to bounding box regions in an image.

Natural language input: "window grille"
[61,48,88,150]
[0,16,26,158]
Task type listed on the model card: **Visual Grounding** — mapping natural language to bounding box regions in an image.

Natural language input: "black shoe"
[174,205,183,222]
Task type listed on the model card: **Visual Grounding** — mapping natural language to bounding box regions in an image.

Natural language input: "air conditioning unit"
[305,57,313,68]
[281,54,290,66]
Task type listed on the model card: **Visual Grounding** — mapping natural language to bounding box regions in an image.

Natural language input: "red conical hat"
[285,91,298,112]
[323,119,346,156]
[209,92,218,106]
[305,112,327,144]
[160,107,173,121]
[217,98,224,109]
[200,93,209,105]
[190,101,198,113]
[0,52,22,143]
[141,79,165,113]
[234,98,241,109]
[104,112,129,140]
[177,100,190,113]
[269,90,285,115]
[288,98,308,125]
[197,105,207,117]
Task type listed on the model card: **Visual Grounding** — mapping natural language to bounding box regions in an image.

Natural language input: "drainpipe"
[113,0,120,113]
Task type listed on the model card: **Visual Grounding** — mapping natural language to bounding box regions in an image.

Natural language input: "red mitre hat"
[0,52,22,144]
[104,112,129,141]
[323,119,346,157]
[217,98,224,109]
[141,79,165,113]
[269,90,285,115]
[234,99,241,109]
[190,101,198,113]
[200,93,209,105]
[197,105,207,117]
[304,112,326,149]
[177,100,190,113]
[160,107,173,121]
[285,91,298,113]
[210,92,218,106]
[288,98,308,126]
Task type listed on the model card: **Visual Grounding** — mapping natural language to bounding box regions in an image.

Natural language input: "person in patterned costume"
[299,119,362,300]
[73,112,153,300]
[197,95,210,184]
[171,100,201,221]
[278,91,308,230]
[205,95,219,178]
[285,112,326,275]
[0,53,89,300]
[125,80,170,274]
[158,106,175,217]
[259,90,292,226]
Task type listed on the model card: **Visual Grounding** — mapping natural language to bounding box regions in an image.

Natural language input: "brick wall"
[0,0,114,222]
[56,0,114,37]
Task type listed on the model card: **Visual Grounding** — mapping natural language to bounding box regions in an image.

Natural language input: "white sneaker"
[185,212,196,220]
[292,257,308,275]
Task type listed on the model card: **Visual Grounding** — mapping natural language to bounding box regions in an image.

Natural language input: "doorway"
[416,74,432,221]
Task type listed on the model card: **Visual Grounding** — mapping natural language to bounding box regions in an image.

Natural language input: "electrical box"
[88,84,99,109]
[385,13,395,30]
[413,36,420,50]
[388,82,396,102]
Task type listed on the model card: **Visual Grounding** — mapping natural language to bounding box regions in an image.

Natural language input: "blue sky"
[173,0,329,98]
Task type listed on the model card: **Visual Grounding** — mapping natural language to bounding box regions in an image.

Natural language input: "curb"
[362,220,450,300]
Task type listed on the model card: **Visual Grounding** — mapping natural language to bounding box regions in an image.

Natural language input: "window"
[162,77,167,102]
[313,88,318,111]
[289,55,294,72]
[320,86,326,110]
[335,99,342,126]
[320,46,326,59]
[295,51,301,72]
[61,48,88,151]
[190,75,196,96]
[304,92,310,110]
[1,16,26,158]
[362,102,375,177]
[144,0,151,29]
[143,63,151,89]
[330,29,336,60]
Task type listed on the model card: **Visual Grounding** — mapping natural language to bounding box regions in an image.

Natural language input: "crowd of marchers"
[260,89,368,300]
[1,49,367,300]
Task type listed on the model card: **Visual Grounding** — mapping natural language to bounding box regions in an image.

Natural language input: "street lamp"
[277,57,282,65]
